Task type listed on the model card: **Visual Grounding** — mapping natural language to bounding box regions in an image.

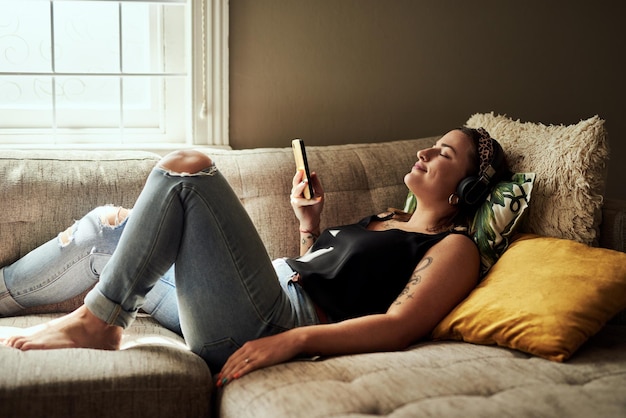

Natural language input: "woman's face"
[404,129,477,202]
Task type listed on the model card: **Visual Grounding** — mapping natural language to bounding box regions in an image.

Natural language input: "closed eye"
[435,142,457,159]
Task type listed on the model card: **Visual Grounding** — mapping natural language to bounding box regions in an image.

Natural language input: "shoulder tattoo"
[393,256,433,306]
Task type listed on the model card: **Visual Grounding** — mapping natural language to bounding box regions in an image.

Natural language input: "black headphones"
[456,137,505,207]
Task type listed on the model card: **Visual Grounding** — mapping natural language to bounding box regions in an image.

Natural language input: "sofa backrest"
[0,138,437,267]
[205,137,437,259]
[0,150,160,268]
[4,136,624,318]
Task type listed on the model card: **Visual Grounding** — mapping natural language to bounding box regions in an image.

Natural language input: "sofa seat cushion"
[0,314,212,418]
[218,325,626,418]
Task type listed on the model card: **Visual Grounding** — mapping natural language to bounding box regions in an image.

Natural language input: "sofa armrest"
[600,198,626,253]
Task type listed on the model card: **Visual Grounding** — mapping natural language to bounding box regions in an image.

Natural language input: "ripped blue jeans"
[0,164,320,371]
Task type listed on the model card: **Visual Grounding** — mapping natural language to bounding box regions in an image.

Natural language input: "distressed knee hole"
[100,206,130,228]
[158,150,214,176]
[57,206,129,248]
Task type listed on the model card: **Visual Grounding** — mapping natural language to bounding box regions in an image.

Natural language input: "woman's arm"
[217,233,479,385]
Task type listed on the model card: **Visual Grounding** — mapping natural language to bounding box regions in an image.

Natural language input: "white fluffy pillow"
[466,113,608,245]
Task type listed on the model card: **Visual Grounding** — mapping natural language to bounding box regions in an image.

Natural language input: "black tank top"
[285,214,452,321]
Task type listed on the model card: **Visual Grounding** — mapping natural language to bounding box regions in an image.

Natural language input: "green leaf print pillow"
[471,172,535,276]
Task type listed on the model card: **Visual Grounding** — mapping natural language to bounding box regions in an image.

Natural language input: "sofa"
[1,113,626,417]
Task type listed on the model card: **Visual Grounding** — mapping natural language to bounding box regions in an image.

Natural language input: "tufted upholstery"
[219,326,626,417]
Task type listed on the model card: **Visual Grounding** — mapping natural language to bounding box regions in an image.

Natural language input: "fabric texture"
[219,325,626,418]
[432,234,626,361]
[465,113,608,246]
[472,172,535,276]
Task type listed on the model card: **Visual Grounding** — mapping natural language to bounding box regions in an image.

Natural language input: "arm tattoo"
[394,256,433,306]
[300,233,318,255]
[301,233,317,245]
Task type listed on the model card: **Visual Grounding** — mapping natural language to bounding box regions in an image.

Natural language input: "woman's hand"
[290,169,324,233]
[216,331,302,387]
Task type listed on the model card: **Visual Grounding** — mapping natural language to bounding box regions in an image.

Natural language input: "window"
[0,0,228,148]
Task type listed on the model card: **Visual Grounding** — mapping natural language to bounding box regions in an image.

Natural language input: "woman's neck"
[406,206,457,234]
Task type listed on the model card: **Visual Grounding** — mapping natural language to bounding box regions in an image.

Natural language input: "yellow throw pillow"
[432,234,626,362]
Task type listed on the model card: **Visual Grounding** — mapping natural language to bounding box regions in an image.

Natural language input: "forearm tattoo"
[394,256,433,305]
[301,233,317,246]
[299,232,318,255]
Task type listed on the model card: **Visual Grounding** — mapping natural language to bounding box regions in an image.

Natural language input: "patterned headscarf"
[476,127,494,177]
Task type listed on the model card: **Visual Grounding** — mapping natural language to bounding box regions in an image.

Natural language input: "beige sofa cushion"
[219,325,626,418]
[0,314,212,418]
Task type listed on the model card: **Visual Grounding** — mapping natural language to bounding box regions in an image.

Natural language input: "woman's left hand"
[290,170,324,232]
[216,331,302,387]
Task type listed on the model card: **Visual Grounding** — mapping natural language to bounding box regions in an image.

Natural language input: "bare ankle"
[74,305,123,350]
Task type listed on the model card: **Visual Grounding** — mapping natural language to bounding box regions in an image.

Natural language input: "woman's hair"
[457,126,482,177]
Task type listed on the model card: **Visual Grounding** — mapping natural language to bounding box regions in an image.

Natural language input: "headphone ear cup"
[456,138,506,207]
[456,176,488,207]
[456,176,478,205]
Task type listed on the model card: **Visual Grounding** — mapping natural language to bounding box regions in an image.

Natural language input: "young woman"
[1,127,509,386]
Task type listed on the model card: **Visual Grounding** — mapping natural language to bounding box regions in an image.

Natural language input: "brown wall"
[229,0,626,200]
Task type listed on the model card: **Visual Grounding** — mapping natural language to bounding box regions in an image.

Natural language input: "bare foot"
[2,305,122,351]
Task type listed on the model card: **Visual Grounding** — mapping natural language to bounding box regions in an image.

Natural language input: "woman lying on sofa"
[1,127,510,386]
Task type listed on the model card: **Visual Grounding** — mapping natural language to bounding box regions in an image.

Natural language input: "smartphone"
[292,139,315,199]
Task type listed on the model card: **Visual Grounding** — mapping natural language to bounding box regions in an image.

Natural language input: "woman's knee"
[158,150,213,175]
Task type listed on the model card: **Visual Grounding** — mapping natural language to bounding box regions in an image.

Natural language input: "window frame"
[0,0,229,150]
[192,0,229,149]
